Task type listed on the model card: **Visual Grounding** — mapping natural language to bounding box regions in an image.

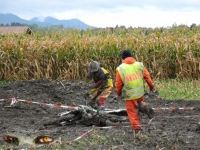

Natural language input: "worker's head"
[88,61,100,73]
[122,50,132,60]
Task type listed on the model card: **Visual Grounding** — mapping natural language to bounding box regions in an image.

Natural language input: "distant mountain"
[0,13,95,30]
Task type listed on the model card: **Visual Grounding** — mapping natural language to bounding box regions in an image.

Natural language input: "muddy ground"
[0,79,199,150]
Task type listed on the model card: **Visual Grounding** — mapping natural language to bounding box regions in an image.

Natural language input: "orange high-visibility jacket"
[116,61,145,100]
[115,57,155,97]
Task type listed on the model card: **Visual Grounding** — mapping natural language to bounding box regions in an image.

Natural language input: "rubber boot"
[145,105,155,119]
[138,102,155,119]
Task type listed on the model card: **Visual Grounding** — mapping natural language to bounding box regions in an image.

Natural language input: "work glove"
[145,88,159,97]
[150,88,159,95]
[114,89,122,97]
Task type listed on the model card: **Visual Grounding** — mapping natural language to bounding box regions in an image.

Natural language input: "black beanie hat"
[122,50,132,59]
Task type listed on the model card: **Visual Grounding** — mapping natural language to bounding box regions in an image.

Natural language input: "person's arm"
[85,72,93,82]
[143,67,155,91]
[115,70,123,96]
[88,70,105,94]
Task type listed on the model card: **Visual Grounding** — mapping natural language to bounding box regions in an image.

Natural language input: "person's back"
[115,50,155,137]
[117,60,145,100]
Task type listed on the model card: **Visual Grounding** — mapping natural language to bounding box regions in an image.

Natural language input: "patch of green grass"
[153,79,200,100]
[0,79,10,84]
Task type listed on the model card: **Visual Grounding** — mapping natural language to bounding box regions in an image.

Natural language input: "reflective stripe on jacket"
[116,62,144,100]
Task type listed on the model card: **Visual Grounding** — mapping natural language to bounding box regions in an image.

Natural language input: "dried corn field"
[0,27,200,81]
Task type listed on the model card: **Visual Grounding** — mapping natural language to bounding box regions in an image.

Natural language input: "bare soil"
[0,79,199,150]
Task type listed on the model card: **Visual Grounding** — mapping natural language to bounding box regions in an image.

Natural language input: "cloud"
[52,5,200,28]
[1,0,200,28]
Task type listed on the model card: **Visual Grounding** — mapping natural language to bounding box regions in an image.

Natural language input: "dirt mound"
[0,79,199,149]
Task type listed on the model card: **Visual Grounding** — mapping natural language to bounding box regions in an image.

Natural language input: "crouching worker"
[115,50,156,137]
[84,61,113,111]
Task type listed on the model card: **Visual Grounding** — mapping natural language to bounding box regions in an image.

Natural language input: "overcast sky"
[1,0,200,28]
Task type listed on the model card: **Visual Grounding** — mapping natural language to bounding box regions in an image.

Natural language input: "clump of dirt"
[0,79,199,149]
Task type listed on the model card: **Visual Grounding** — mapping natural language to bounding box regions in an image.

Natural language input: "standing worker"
[115,50,155,137]
[84,60,113,111]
